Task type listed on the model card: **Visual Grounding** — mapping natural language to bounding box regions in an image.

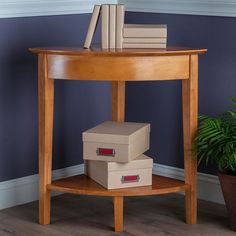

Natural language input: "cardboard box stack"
[82,121,153,189]
[84,4,167,49]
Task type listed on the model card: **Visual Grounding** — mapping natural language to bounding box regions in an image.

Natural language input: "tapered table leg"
[111,81,125,122]
[113,196,124,232]
[111,81,125,232]
[38,54,54,224]
[182,55,198,224]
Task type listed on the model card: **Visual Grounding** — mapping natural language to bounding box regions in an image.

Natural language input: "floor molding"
[0,163,224,210]
[0,164,84,210]
[153,163,224,204]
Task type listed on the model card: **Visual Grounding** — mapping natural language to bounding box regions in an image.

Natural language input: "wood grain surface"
[46,54,190,81]
[38,54,54,225]
[0,194,232,236]
[47,175,188,197]
[113,196,124,232]
[30,46,207,56]
[111,81,125,122]
[182,55,198,224]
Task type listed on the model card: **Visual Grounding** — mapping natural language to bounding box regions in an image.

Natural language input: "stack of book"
[84,4,168,49]
[123,24,167,49]
[84,4,125,49]
[83,121,153,189]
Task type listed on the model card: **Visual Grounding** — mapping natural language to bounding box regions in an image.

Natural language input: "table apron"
[47,54,190,81]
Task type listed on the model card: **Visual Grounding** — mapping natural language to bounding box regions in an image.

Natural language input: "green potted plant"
[195,98,236,231]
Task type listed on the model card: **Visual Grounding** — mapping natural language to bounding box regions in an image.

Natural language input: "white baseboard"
[153,163,224,204]
[0,164,84,210]
[0,163,224,210]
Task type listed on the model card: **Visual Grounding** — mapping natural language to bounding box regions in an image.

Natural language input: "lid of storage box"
[83,121,150,144]
[107,154,153,171]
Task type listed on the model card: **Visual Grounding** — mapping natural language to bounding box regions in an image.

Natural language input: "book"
[123,24,167,38]
[84,5,101,49]
[116,4,125,48]
[123,43,166,49]
[123,37,166,44]
[101,4,109,49]
[109,5,116,49]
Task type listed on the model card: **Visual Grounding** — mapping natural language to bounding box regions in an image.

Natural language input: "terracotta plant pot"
[218,172,236,231]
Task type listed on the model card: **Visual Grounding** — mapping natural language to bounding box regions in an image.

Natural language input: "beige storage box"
[86,154,153,189]
[83,121,150,163]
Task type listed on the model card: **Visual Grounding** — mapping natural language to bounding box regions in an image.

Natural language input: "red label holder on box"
[96,148,116,157]
[121,175,140,183]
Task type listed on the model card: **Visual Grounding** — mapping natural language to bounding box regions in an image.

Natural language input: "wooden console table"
[30,46,207,232]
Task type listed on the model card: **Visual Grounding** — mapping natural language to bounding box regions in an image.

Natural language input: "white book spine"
[123,43,167,49]
[109,5,116,49]
[123,37,167,44]
[101,5,109,49]
[83,5,101,49]
[116,4,125,49]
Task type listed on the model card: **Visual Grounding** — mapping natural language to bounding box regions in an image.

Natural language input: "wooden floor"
[0,193,235,236]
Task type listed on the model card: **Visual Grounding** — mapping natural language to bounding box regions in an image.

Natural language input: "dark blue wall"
[0,12,235,182]
[0,14,111,182]
[125,12,236,175]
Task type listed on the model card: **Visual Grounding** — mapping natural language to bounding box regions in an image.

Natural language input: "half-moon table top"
[31,46,207,81]
[30,46,207,56]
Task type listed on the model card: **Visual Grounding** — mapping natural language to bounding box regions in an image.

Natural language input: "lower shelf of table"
[47,174,189,197]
